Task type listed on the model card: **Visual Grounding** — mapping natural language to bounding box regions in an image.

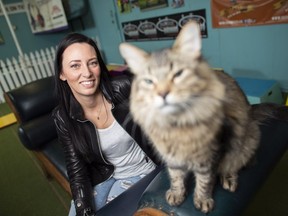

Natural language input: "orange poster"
[211,0,288,28]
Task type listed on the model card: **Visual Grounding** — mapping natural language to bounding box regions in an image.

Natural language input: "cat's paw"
[220,174,238,192]
[193,196,214,213]
[165,189,186,206]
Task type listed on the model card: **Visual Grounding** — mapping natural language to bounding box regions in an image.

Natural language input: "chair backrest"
[4,76,58,150]
[4,76,57,124]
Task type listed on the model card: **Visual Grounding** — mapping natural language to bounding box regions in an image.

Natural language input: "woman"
[52,33,160,216]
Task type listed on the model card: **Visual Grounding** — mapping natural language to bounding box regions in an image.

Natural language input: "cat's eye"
[144,79,153,85]
[174,70,183,78]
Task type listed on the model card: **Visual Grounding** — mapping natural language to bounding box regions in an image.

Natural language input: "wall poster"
[117,0,132,13]
[138,0,168,11]
[211,0,288,28]
[24,0,68,34]
[171,0,185,8]
[122,9,207,42]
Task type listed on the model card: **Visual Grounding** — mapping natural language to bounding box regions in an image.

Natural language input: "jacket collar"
[68,93,114,122]
[68,94,86,121]
[67,75,131,122]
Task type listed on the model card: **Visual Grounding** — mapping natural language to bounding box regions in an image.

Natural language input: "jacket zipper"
[94,123,115,181]
[77,118,115,180]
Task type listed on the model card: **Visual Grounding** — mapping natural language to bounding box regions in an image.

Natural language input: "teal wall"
[0,0,68,58]
[0,0,288,91]
[0,12,69,57]
[114,0,288,91]
[0,0,97,59]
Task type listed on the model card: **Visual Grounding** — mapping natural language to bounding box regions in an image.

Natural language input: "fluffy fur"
[119,22,260,213]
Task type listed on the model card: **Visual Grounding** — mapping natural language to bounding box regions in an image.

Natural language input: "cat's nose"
[158,91,169,99]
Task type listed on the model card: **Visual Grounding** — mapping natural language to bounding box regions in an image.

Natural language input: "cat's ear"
[119,43,149,75]
[173,21,201,59]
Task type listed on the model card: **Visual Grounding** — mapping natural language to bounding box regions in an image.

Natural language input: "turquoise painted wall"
[0,0,287,91]
[113,0,288,91]
[0,0,68,59]
[0,0,96,59]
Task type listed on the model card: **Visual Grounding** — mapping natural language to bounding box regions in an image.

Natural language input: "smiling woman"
[60,43,102,104]
[52,33,161,216]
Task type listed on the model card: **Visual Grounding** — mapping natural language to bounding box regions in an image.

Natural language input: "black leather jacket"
[53,75,159,216]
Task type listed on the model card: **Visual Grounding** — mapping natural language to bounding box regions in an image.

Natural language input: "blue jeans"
[68,175,145,216]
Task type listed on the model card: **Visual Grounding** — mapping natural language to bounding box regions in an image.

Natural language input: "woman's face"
[60,42,101,100]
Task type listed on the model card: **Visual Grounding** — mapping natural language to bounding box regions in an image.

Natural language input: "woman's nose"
[82,65,92,77]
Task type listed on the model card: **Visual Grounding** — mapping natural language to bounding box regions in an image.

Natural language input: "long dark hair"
[54,32,114,114]
[53,33,114,159]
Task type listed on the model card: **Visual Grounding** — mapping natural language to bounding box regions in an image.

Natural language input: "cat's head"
[119,22,224,125]
[119,21,202,75]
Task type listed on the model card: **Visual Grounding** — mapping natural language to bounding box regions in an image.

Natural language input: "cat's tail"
[250,103,288,124]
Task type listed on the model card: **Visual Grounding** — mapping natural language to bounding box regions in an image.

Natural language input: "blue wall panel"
[0,0,287,91]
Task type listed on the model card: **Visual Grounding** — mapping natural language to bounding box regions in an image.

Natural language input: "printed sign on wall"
[211,0,288,28]
[24,0,68,34]
[138,0,168,11]
[122,9,207,42]
[0,3,25,15]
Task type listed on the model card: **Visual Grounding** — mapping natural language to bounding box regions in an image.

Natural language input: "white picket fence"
[0,46,56,103]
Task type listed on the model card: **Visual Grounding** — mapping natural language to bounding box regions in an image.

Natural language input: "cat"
[119,21,261,213]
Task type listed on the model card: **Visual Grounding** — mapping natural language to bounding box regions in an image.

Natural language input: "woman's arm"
[53,109,96,216]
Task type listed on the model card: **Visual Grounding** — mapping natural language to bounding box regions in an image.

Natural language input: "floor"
[0,103,71,216]
[0,102,288,216]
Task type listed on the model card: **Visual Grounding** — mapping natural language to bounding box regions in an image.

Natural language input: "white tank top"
[97,120,156,179]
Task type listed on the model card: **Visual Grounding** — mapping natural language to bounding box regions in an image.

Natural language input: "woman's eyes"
[89,61,98,67]
[70,64,81,69]
[70,61,98,69]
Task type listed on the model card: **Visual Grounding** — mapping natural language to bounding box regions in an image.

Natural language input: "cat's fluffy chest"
[147,122,219,170]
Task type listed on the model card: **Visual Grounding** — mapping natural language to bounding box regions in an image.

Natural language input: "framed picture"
[138,0,168,11]
[117,0,132,13]
[172,0,185,8]
[0,32,4,45]
[211,0,288,28]
[24,0,68,34]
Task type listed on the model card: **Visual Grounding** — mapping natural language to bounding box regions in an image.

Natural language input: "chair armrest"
[18,114,57,150]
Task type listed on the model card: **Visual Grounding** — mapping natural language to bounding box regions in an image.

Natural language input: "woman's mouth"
[81,80,95,88]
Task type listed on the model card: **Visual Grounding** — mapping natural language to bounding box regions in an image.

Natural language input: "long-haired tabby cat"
[119,22,261,213]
